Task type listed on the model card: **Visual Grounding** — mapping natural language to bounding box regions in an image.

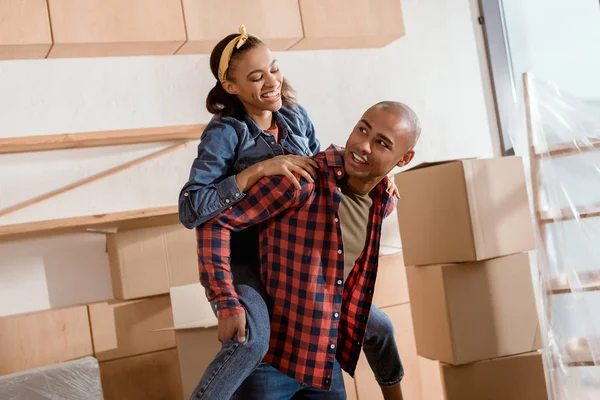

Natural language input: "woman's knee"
[366,308,395,341]
[241,316,270,361]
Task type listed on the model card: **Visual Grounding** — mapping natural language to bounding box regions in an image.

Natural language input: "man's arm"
[198,174,314,318]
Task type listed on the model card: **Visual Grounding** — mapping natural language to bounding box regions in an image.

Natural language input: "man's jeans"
[189,263,403,399]
[233,361,346,399]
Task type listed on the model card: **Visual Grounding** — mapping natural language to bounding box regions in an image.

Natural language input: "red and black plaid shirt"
[197,145,395,389]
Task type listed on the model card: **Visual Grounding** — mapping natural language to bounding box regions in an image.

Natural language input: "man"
[197,101,420,399]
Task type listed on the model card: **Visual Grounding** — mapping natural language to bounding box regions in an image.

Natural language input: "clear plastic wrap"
[508,73,600,400]
[0,357,104,400]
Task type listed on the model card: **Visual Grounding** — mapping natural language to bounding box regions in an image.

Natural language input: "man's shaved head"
[370,101,421,151]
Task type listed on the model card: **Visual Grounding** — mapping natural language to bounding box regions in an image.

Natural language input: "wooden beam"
[534,138,600,158]
[548,271,600,295]
[0,206,180,241]
[0,124,205,155]
[564,337,598,367]
[538,203,600,224]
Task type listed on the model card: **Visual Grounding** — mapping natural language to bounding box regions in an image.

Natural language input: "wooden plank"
[0,142,187,218]
[534,138,600,158]
[0,124,205,154]
[564,337,598,367]
[548,271,600,295]
[0,206,180,241]
[538,203,600,224]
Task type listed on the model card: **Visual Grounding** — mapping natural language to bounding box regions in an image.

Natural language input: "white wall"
[0,0,497,316]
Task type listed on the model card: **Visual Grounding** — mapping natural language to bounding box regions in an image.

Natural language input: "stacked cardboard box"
[0,306,93,376]
[0,223,198,399]
[395,157,548,400]
[351,253,422,399]
[94,223,199,399]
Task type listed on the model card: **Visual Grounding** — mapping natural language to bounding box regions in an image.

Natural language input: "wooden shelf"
[0,124,205,155]
[538,203,600,224]
[535,138,600,158]
[549,271,600,295]
[564,337,598,367]
[0,206,180,241]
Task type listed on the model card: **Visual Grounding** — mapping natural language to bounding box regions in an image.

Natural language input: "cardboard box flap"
[152,318,217,332]
[153,283,218,332]
[403,157,477,172]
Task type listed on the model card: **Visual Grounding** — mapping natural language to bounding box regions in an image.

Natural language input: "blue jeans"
[189,263,403,399]
[232,361,346,400]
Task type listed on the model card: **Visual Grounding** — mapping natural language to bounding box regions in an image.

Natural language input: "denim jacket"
[179,104,320,229]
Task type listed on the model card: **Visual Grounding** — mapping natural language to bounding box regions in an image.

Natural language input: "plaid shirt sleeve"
[197,175,313,318]
[382,176,397,218]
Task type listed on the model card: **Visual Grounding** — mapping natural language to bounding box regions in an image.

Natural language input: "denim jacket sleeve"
[297,104,321,155]
[178,121,245,229]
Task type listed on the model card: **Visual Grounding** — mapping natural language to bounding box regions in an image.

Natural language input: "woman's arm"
[179,121,243,229]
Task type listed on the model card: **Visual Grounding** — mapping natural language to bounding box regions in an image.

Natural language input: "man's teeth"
[352,152,367,164]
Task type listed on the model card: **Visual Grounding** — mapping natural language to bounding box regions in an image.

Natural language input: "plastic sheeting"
[0,357,103,400]
[508,73,600,400]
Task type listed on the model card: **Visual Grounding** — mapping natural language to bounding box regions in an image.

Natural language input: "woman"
[179,26,404,400]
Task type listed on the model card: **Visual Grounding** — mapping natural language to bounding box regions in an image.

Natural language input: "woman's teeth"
[262,90,280,98]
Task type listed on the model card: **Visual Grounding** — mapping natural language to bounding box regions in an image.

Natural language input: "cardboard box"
[47,0,186,58]
[156,283,220,399]
[407,252,541,365]
[354,304,421,400]
[373,253,409,308]
[0,0,52,60]
[395,157,535,266]
[291,0,405,50]
[0,306,93,375]
[99,348,183,400]
[343,371,358,400]
[107,224,199,299]
[88,295,176,361]
[419,352,548,400]
[178,0,303,54]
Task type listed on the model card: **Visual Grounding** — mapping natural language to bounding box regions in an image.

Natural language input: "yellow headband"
[218,25,261,83]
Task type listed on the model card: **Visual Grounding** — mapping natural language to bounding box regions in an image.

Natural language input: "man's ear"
[222,80,237,95]
[397,150,415,167]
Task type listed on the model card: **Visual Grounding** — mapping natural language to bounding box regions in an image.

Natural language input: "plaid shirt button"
[337,279,343,285]
[334,312,339,318]
[338,249,342,254]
